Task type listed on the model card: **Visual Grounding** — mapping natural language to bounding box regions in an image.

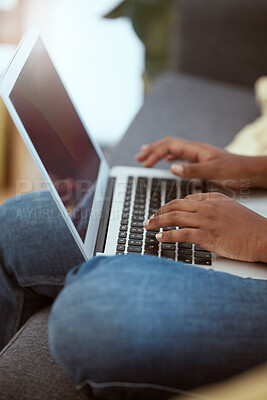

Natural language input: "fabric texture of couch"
[176,0,267,87]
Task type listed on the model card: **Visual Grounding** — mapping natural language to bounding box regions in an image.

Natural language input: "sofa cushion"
[0,307,84,400]
[110,72,259,168]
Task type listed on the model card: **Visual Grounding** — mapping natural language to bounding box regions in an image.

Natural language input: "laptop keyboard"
[116,176,212,266]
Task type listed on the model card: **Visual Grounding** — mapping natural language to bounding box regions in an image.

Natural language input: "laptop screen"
[9,37,100,242]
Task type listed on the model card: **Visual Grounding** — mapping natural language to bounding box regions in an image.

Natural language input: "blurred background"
[0,0,176,204]
[1,0,267,207]
[0,0,172,203]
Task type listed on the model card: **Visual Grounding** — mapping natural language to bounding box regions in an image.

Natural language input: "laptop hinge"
[94,177,116,255]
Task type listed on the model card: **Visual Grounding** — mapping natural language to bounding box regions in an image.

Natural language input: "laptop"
[1,24,267,280]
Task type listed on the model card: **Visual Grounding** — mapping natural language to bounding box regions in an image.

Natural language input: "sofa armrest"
[110,72,259,167]
[0,307,84,400]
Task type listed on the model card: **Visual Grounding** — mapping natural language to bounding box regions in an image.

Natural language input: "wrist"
[245,156,267,189]
[255,222,267,263]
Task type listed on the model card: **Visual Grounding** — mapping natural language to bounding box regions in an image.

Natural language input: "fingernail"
[156,233,162,240]
[150,214,155,219]
[141,144,149,150]
[143,219,150,227]
[171,165,184,175]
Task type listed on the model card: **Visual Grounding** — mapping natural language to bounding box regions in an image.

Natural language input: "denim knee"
[48,255,186,390]
[48,256,120,385]
[49,256,147,384]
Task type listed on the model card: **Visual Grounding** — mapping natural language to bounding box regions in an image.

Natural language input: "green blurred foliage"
[105,0,175,89]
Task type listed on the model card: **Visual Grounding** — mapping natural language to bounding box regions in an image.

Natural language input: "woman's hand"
[144,192,267,263]
[136,137,267,189]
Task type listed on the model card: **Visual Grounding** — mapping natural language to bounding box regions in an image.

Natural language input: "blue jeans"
[0,191,84,349]
[1,192,267,399]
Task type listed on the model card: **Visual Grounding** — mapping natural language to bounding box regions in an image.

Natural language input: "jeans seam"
[18,276,66,287]
[76,378,214,399]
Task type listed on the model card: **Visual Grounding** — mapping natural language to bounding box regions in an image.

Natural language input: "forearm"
[244,156,267,189]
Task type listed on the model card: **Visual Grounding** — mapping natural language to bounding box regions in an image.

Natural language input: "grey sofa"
[1,1,267,399]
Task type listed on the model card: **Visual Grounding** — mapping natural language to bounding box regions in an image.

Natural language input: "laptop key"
[178,248,192,255]
[131,221,144,227]
[178,242,192,249]
[135,193,146,199]
[166,179,177,187]
[149,201,160,208]
[131,215,145,222]
[119,231,127,238]
[134,198,146,205]
[121,219,128,225]
[145,237,158,245]
[161,250,175,260]
[150,197,160,204]
[128,239,142,247]
[118,238,126,245]
[145,231,157,238]
[180,180,192,198]
[161,243,176,251]
[120,225,128,232]
[137,177,148,182]
[145,244,159,251]
[130,227,143,234]
[151,195,161,202]
[194,251,211,259]
[134,205,145,211]
[127,246,142,253]
[195,258,212,266]
[117,244,125,252]
[149,208,158,215]
[163,226,176,231]
[144,250,158,257]
[133,209,145,215]
[129,233,143,240]
[178,255,192,264]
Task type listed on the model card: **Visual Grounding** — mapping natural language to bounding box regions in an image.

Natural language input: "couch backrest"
[174,0,267,87]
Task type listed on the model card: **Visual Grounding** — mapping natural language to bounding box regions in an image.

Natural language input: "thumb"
[171,161,217,179]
